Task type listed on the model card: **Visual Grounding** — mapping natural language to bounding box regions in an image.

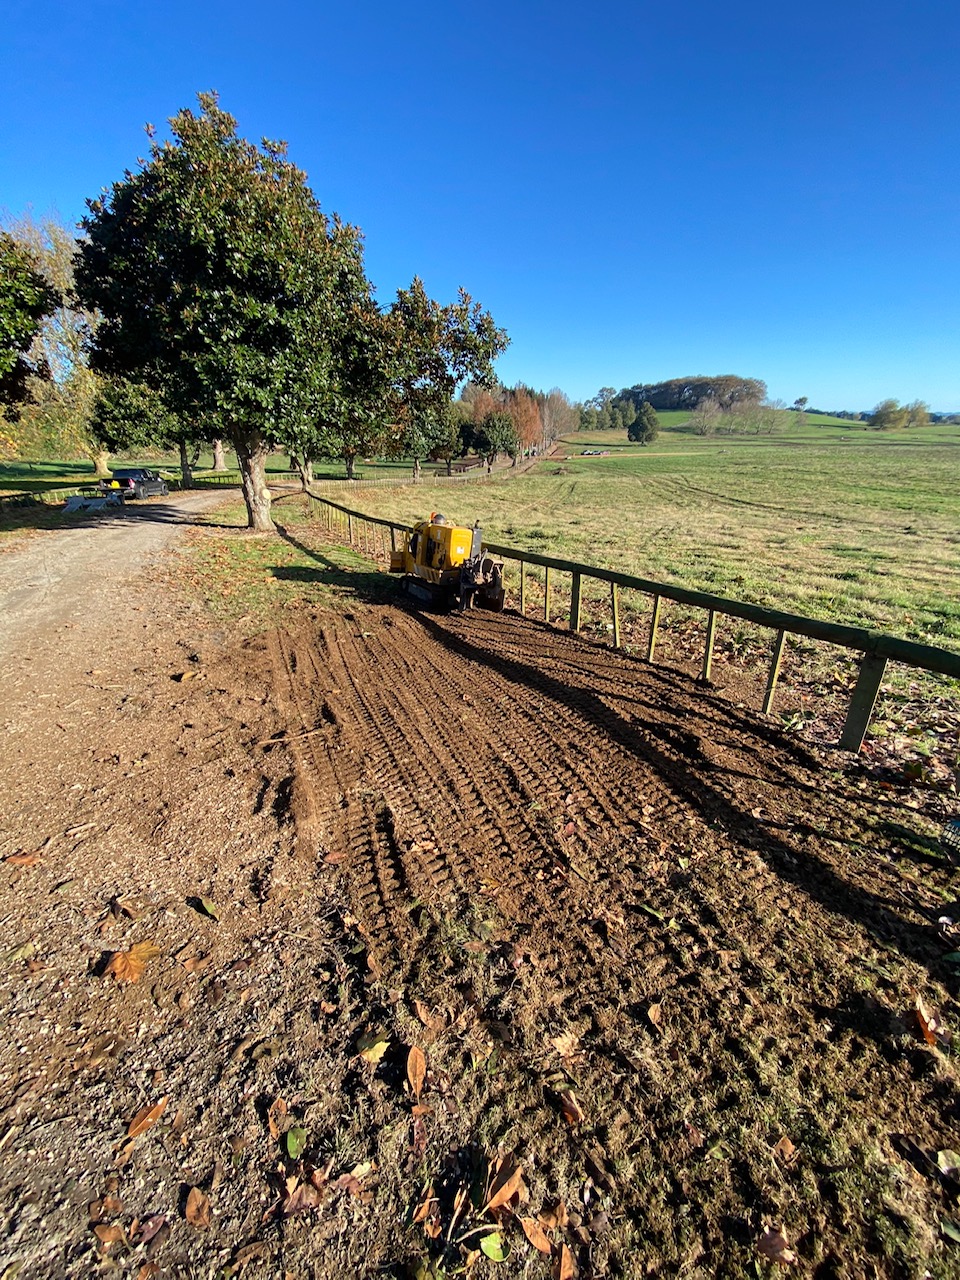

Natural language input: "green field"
[340,425,960,656]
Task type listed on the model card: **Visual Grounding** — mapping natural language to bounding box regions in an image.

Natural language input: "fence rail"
[306,489,960,754]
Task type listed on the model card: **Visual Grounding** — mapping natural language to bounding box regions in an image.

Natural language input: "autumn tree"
[690,396,721,436]
[508,387,542,458]
[541,388,577,449]
[76,94,373,530]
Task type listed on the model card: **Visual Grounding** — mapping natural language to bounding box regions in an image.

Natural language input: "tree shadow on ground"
[0,494,236,536]
[273,524,394,602]
[409,609,945,985]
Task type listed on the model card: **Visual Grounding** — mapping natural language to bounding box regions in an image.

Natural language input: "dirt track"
[1,506,959,1277]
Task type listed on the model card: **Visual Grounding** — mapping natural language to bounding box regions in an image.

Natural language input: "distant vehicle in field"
[580,449,610,456]
[98,468,170,500]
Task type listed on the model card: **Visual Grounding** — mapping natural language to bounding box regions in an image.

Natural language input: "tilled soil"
[1,511,959,1279]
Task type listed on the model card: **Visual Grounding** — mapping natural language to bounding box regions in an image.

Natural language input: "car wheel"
[160,484,169,496]
[135,484,145,500]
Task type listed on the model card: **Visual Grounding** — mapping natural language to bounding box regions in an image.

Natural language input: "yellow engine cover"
[390,517,481,584]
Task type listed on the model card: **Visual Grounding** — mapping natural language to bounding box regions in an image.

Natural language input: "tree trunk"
[413,457,422,482]
[446,458,453,476]
[234,432,274,531]
[179,439,194,489]
[296,458,313,490]
[93,448,110,477]
[212,438,227,472]
[345,453,356,481]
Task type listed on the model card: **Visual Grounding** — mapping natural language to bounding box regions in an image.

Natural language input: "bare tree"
[690,396,721,436]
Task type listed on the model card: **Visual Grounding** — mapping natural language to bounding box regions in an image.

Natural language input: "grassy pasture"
[343,427,960,656]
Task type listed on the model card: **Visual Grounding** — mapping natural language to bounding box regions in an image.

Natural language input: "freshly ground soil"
[1,495,958,1279]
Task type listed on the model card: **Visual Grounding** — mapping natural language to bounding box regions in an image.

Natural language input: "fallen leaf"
[94,1223,126,1246]
[137,1214,167,1245]
[485,1156,525,1214]
[647,1002,663,1031]
[411,1103,433,1118]
[540,1200,568,1230]
[127,1096,168,1138]
[559,1089,585,1126]
[554,1242,577,1279]
[520,1215,552,1254]
[480,1230,510,1261]
[268,1097,287,1140]
[939,1149,960,1177]
[773,1136,797,1163]
[412,1185,437,1224]
[285,1127,307,1160]
[915,992,951,1047]
[357,1030,390,1064]
[137,1264,161,1280]
[185,1186,211,1230]
[319,1001,337,1015]
[550,1032,579,1058]
[106,940,161,984]
[198,898,220,920]
[563,820,576,837]
[758,1225,797,1265]
[281,1180,321,1216]
[407,1046,427,1101]
[413,999,438,1029]
[4,852,41,867]
[233,1241,272,1268]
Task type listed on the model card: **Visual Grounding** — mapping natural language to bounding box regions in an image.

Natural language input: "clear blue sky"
[2,0,958,410]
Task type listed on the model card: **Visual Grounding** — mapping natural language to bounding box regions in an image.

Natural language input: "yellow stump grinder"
[389,513,505,612]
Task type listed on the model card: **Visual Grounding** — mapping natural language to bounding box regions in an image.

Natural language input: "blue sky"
[2,0,958,410]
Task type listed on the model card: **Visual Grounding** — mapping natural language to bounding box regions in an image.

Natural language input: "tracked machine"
[389,513,505,612]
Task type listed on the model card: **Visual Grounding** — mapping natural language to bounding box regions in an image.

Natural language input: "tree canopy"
[0,231,59,421]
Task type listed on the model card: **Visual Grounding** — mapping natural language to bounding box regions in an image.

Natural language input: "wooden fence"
[306,490,960,754]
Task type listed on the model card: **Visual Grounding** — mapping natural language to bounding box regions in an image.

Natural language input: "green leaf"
[199,898,220,920]
[285,1127,306,1160]
[941,1217,960,1245]
[479,1231,510,1262]
[942,952,960,966]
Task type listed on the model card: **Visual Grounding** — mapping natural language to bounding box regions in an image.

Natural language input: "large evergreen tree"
[75,94,370,530]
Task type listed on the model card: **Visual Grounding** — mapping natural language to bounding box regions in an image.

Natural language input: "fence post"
[762,629,787,714]
[646,595,662,662]
[611,583,621,648]
[700,610,717,682]
[390,527,397,553]
[348,514,354,545]
[839,653,888,752]
[545,567,552,624]
[570,573,582,633]
[519,560,527,615]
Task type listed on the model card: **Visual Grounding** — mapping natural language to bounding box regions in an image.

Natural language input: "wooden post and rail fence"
[305,488,960,755]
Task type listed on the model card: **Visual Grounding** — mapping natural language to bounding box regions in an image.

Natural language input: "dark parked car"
[98,468,170,500]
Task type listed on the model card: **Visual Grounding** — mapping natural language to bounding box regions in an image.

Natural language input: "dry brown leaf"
[559,1089,585,1126]
[407,1046,427,1101]
[758,1225,798,1266]
[94,1223,126,1245]
[540,1200,568,1230]
[413,999,437,1028]
[106,940,161,984]
[234,1241,272,1268]
[4,852,41,867]
[412,1185,436,1224]
[555,1242,577,1279]
[281,1180,321,1216]
[411,1103,433,1118]
[127,1096,168,1139]
[550,1031,579,1058]
[915,992,951,1047]
[485,1156,525,1214]
[137,1214,167,1246]
[520,1215,553,1254]
[647,1002,663,1031]
[137,1264,161,1280]
[185,1186,211,1230]
[773,1136,797,1164]
[267,1097,287,1140]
